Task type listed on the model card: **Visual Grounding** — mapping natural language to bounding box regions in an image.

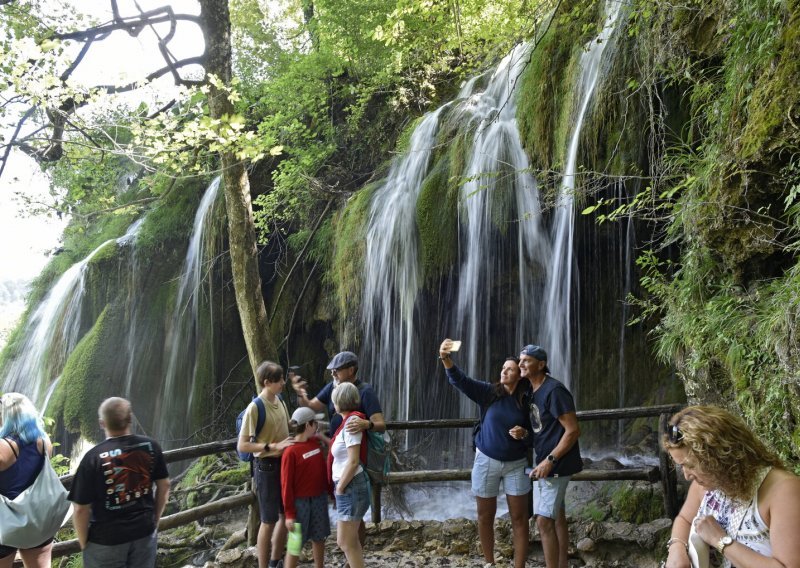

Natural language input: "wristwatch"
[715,535,733,554]
[547,454,558,464]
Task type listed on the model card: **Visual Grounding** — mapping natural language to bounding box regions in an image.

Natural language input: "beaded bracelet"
[666,537,689,553]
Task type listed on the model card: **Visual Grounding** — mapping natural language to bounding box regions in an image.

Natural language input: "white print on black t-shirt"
[99,442,156,510]
[528,402,543,433]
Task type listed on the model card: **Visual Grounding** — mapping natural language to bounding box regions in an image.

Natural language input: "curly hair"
[662,405,783,501]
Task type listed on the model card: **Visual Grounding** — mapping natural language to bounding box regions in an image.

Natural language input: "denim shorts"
[255,457,284,523]
[471,449,530,498]
[533,475,571,519]
[334,471,371,522]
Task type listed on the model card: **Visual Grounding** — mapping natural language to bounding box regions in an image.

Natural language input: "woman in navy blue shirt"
[439,338,532,568]
[0,393,53,568]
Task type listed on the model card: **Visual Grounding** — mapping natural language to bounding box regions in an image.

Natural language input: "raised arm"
[290,374,327,412]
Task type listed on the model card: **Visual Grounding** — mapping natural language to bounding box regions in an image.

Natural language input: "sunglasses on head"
[665,422,684,443]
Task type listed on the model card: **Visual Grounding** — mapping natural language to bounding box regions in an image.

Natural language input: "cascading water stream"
[540,0,622,388]
[155,177,221,444]
[1,220,143,403]
[453,43,549,379]
[360,43,549,442]
[361,108,445,423]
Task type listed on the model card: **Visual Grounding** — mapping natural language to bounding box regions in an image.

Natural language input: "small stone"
[577,537,596,552]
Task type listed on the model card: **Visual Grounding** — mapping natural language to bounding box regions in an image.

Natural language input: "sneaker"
[483,563,495,568]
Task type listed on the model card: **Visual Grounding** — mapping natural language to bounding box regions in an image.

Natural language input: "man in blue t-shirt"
[290,351,385,438]
[290,350,385,552]
[519,344,582,568]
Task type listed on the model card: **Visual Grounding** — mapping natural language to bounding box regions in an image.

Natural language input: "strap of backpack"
[254,397,267,437]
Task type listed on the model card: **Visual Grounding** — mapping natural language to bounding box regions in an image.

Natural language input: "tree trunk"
[198,0,274,385]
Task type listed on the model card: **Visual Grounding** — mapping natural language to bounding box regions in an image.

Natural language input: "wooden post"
[659,412,679,518]
[370,480,382,523]
[247,479,259,546]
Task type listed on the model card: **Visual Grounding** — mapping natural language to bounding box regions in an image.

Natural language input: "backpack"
[235,396,266,461]
[364,428,390,483]
[354,382,391,483]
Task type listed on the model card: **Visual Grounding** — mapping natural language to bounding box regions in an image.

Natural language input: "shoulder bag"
[0,456,71,549]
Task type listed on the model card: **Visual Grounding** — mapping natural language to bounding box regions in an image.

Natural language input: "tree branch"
[268,199,333,325]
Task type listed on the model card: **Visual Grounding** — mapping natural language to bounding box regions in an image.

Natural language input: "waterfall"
[0,278,29,351]
[360,43,549,438]
[1,221,143,403]
[540,0,622,387]
[361,109,444,423]
[155,177,222,444]
[453,43,548,379]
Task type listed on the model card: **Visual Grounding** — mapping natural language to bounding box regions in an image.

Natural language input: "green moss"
[329,183,379,321]
[136,178,210,256]
[210,464,250,486]
[739,10,800,159]
[578,499,610,522]
[50,304,127,441]
[395,115,425,155]
[610,483,663,524]
[416,159,459,283]
[517,0,602,176]
[176,456,249,509]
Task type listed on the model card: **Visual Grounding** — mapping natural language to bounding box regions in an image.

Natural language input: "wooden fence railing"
[33,403,682,565]
[371,403,683,523]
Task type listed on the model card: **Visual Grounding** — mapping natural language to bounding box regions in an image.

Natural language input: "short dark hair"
[256,361,284,387]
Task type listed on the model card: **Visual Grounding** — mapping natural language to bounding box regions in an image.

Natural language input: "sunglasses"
[665,422,684,443]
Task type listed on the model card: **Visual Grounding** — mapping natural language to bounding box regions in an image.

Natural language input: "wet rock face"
[168,515,671,567]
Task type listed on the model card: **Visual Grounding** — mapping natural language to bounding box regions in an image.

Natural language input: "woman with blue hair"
[0,393,53,567]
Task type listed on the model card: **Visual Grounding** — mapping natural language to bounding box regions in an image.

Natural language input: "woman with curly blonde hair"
[662,405,800,568]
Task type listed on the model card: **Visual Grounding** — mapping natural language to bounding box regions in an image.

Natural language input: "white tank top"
[695,467,772,567]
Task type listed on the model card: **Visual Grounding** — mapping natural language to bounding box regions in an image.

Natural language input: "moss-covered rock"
[610,482,664,524]
[49,303,127,442]
[517,0,603,177]
[329,182,379,330]
[416,158,459,283]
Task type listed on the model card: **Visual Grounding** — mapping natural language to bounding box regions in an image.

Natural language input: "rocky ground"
[164,515,671,568]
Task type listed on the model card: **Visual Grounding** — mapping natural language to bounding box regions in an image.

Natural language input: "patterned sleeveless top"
[694,467,772,568]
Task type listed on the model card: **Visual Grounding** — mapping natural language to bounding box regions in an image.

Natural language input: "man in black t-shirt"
[68,398,170,568]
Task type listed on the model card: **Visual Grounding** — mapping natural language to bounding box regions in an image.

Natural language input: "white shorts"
[533,475,571,519]
[471,449,530,498]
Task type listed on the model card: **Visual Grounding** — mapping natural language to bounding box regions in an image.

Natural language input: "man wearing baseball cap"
[289,351,385,556]
[290,351,385,438]
[518,344,582,568]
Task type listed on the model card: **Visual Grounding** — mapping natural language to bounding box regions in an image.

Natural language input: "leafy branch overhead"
[0,0,207,178]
